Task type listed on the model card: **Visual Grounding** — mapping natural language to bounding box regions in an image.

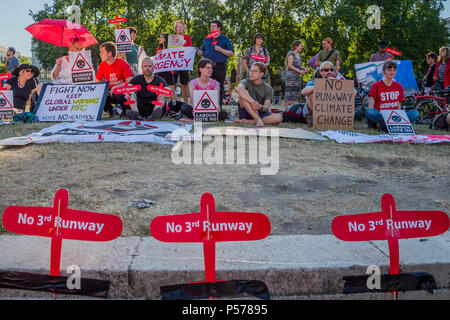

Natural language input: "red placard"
[206,30,221,45]
[332,193,449,276]
[147,83,172,96]
[2,189,123,276]
[109,15,127,29]
[0,73,12,82]
[113,84,141,95]
[250,54,268,62]
[150,193,271,282]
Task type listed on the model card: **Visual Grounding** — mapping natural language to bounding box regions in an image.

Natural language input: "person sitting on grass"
[300,61,336,125]
[126,57,169,120]
[94,41,134,117]
[366,60,419,131]
[234,62,282,127]
[168,58,227,121]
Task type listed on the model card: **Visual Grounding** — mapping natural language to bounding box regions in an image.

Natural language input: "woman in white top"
[51,39,83,84]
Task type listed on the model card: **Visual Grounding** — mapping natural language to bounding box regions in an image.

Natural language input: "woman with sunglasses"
[2,64,42,112]
[155,33,175,99]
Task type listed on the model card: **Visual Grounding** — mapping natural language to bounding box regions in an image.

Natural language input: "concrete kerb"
[0,233,449,299]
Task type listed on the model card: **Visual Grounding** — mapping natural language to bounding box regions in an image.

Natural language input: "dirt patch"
[0,122,449,236]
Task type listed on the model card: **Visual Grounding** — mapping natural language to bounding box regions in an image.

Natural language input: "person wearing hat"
[370,40,391,62]
[2,64,43,112]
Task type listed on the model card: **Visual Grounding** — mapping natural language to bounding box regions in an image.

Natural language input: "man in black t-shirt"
[127,57,169,120]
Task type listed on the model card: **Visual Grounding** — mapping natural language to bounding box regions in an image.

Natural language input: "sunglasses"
[320,68,334,72]
[24,69,34,73]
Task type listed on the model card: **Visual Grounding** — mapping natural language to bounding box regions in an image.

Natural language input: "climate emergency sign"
[152,47,195,73]
[33,82,108,121]
[312,78,355,130]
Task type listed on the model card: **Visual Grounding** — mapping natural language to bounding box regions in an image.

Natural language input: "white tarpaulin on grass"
[0,120,193,146]
[320,130,450,144]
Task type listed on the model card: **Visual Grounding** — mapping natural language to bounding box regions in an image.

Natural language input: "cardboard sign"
[168,35,185,48]
[312,78,355,130]
[33,82,108,121]
[115,28,132,52]
[2,189,123,276]
[332,193,449,275]
[69,50,95,83]
[194,90,219,122]
[152,47,195,73]
[380,109,415,135]
[0,90,14,120]
[150,193,271,282]
[250,54,268,62]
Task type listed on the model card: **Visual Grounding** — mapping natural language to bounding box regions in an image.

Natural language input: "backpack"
[429,111,449,130]
[282,103,307,123]
[13,112,38,123]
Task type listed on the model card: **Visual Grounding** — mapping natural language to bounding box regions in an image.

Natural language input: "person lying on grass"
[234,62,282,127]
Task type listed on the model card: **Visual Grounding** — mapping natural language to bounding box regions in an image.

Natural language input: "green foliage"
[29,0,449,82]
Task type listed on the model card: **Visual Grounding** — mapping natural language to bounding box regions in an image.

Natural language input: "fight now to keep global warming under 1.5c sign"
[33,82,109,121]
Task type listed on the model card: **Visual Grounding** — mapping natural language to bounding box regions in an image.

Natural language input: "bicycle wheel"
[414,99,438,124]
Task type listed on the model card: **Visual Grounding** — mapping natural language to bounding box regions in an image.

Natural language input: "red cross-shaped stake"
[109,15,127,29]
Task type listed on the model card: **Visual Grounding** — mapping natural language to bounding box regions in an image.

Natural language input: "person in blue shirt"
[6,47,20,74]
[196,20,234,108]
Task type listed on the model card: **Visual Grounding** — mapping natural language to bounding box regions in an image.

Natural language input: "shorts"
[238,103,272,120]
[156,71,174,86]
[173,70,190,85]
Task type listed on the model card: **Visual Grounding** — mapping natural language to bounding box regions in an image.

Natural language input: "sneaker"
[113,105,123,116]
[148,107,163,121]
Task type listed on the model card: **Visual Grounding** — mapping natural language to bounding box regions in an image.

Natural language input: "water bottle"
[230,105,236,121]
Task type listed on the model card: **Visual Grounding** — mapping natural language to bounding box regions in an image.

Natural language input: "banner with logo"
[355,60,418,96]
[33,82,108,122]
[320,130,450,144]
[0,120,193,146]
[152,47,195,73]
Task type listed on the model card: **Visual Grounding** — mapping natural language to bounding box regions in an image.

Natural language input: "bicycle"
[413,87,450,124]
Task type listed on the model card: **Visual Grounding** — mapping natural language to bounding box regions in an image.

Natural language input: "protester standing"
[423,52,437,93]
[125,27,140,75]
[315,37,341,77]
[155,33,175,99]
[5,47,20,74]
[433,46,450,91]
[243,33,270,79]
[366,60,419,131]
[369,40,391,62]
[284,40,310,109]
[172,20,192,104]
[196,20,234,108]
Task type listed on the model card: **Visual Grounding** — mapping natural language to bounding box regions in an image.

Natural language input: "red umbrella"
[25,18,97,48]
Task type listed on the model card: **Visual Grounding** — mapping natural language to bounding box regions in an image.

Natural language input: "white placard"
[0,90,14,120]
[380,109,415,135]
[69,50,95,83]
[152,47,195,73]
[33,83,109,122]
[115,28,132,52]
[193,90,219,122]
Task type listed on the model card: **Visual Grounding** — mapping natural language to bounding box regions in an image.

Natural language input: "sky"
[1,0,450,57]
